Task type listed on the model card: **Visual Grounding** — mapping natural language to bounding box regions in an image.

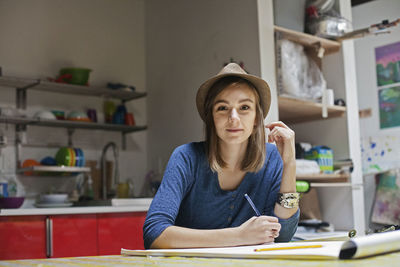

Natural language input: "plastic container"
[0,179,8,197]
[59,68,91,85]
[305,146,333,173]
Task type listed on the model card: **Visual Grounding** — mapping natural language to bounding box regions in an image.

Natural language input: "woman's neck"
[219,141,248,171]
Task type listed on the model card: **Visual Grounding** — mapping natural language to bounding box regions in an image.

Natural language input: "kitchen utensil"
[33,110,56,120]
[39,193,68,204]
[40,156,57,166]
[67,111,91,122]
[68,147,76,167]
[117,182,130,198]
[125,113,135,126]
[55,147,72,166]
[74,148,85,167]
[58,68,91,85]
[0,197,25,209]
[34,202,73,208]
[113,104,127,124]
[21,159,41,175]
[51,110,65,120]
[87,109,97,122]
[104,101,116,123]
[77,148,85,167]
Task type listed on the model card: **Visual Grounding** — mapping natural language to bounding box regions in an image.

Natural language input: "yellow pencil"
[254,244,323,252]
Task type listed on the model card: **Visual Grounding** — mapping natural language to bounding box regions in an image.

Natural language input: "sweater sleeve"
[143,145,195,249]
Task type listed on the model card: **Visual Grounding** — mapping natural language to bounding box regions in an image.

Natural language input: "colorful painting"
[360,135,400,175]
[371,171,400,225]
[379,86,400,129]
[375,41,400,86]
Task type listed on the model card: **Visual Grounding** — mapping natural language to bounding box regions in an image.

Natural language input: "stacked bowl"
[55,147,85,167]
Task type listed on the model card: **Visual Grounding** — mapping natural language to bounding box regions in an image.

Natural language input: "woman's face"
[212,83,257,146]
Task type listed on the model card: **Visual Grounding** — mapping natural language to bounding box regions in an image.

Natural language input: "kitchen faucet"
[101,142,119,200]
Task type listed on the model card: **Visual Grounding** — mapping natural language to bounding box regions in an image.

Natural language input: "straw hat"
[196,63,271,121]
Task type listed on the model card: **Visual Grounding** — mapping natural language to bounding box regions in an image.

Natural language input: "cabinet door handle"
[46,217,53,258]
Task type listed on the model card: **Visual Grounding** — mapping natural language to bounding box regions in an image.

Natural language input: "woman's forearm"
[150,214,281,249]
[150,225,241,249]
[274,160,298,219]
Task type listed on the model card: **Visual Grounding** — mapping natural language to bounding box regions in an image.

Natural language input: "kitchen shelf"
[17,166,91,174]
[296,173,350,183]
[274,25,341,55]
[0,116,147,133]
[278,96,346,124]
[0,76,146,102]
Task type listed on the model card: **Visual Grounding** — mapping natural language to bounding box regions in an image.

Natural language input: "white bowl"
[34,111,56,120]
[39,194,68,204]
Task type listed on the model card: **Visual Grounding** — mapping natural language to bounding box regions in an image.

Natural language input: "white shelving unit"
[257,0,365,234]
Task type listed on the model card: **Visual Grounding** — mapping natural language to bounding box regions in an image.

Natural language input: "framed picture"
[371,171,400,225]
[375,41,400,87]
[379,86,400,129]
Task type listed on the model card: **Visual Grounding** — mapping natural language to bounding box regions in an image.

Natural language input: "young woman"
[143,63,299,249]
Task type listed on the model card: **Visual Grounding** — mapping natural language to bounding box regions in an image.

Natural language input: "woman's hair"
[203,76,266,173]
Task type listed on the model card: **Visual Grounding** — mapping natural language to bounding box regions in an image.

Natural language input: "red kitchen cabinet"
[97,212,146,255]
[0,215,47,260]
[49,214,97,258]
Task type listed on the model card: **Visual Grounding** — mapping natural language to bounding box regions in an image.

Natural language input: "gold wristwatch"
[277,193,300,209]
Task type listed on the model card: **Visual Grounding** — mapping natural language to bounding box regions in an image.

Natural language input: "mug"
[87,109,97,122]
[117,182,130,198]
[125,113,135,126]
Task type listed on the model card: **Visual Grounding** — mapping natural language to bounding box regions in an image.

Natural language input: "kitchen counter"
[0,198,152,216]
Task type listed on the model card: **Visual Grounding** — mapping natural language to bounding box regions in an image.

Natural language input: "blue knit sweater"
[143,142,299,249]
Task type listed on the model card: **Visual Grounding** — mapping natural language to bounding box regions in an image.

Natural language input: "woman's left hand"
[265,121,295,164]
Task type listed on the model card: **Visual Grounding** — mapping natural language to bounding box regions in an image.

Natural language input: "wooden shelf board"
[278,96,346,124]
[274,25,341,55]
[297,173,350,183]
[310,182,352,188]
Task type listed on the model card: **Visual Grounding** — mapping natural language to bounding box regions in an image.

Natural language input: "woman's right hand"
[237,216,281,245]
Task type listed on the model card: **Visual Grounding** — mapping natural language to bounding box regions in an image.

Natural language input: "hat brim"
[196,72,271,121]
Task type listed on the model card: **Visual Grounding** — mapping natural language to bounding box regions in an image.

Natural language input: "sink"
[73,199,112,207]
[111,198,153,207]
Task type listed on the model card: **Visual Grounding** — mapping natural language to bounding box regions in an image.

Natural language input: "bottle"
[85,175,94,200]
[7,178,17,197]
[0,177,8,197]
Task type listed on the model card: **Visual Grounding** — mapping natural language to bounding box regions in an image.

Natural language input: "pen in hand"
[244,193,261,216]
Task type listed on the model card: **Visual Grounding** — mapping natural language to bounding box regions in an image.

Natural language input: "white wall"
[145,0,263,171]
[0,0,147,201]
[352,0,400,227]
[353,0,400,138]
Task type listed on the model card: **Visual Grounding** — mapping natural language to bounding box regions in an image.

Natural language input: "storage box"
[305,146,333,173]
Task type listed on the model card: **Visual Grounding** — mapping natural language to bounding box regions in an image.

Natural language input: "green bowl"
[59,68,91,85]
